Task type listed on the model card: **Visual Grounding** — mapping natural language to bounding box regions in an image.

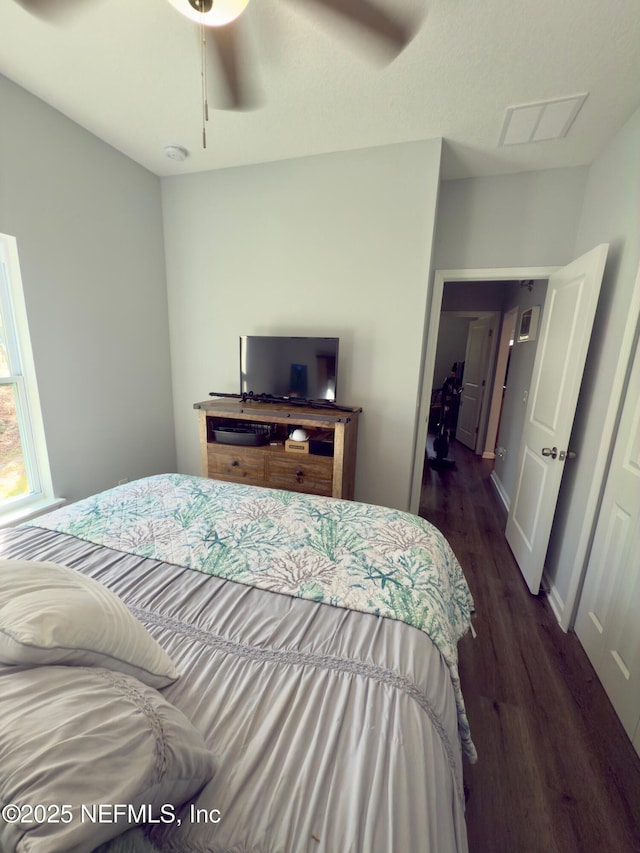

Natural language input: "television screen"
[240,336,339,402]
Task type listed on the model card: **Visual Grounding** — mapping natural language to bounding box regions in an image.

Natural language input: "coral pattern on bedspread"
[26,473,476,760]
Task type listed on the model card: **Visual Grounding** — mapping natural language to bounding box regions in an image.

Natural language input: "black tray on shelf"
[212,425,271,446]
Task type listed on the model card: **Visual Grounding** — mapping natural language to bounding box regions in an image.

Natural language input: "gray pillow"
[0,664,215,853]
[0,559,178,688]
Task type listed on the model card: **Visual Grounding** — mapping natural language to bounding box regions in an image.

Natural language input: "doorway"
[410,267,556,514]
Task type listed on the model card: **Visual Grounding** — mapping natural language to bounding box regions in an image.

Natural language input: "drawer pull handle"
[231,460,239,467]
[296,470,304,482]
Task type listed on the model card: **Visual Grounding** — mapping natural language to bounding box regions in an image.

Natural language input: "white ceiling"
[1,0,639,180]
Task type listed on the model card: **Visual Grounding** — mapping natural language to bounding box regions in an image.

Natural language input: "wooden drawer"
[208,444,265,482]
[266,455,333,496]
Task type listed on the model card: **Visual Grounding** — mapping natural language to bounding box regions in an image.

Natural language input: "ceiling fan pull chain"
[200,18,209,148]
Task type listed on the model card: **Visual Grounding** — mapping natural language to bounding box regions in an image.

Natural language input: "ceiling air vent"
[499,94,588,145]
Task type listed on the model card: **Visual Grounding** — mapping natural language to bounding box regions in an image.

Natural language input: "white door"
[574,324,640,752]
[505,244,608,594]
[456,318,491,450]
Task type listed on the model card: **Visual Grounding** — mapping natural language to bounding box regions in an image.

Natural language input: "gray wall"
[0,75,176,501]
[434,168,588,270]
[162,139,442,511]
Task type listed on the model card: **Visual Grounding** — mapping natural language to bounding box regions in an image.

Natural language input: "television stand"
[194,399,361,500]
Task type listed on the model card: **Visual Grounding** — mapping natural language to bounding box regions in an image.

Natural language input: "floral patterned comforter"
[27,473,476,759]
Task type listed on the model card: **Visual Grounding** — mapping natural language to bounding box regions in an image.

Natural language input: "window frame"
[0,233,55,522]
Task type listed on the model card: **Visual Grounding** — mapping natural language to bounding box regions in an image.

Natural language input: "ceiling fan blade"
[296,0,418,58]
[14,0,91,22]
[206,23,262,111]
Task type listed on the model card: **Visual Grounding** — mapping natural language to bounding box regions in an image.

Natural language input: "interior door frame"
[484,305,519,461]
[409,265,558,514]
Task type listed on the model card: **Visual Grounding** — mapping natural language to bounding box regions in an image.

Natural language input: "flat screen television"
[240,336,339,402]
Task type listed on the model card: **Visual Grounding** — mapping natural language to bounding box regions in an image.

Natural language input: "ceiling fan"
[15,0,419,108]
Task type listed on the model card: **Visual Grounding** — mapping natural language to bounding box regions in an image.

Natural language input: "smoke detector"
[164,145,189,162]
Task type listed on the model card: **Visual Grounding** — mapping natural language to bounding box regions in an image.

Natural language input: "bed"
[0,473,475,853]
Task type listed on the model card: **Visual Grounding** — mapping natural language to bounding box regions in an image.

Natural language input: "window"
[0,233,54,521]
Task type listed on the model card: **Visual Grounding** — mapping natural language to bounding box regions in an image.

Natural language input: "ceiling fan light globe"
[167,0,250,27]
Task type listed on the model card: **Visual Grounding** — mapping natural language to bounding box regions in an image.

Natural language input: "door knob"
[541,447,558,459]
[559,450,577,461]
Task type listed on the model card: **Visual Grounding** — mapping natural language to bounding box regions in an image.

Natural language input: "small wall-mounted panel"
[517,305,541,342]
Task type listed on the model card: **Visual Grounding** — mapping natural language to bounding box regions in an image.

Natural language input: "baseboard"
[488,471,568,630]
[489,471,510,512]
[482,451,496,460]
[541,570,567,631]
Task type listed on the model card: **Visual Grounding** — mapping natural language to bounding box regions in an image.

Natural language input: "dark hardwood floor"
[419,438,640,853]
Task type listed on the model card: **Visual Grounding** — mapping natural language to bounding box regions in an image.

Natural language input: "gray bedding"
[0,480,472,853]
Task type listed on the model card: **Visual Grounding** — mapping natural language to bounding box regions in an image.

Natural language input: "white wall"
[162,139,442,510]
[0,75,176,501]
[544,105,640,621]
